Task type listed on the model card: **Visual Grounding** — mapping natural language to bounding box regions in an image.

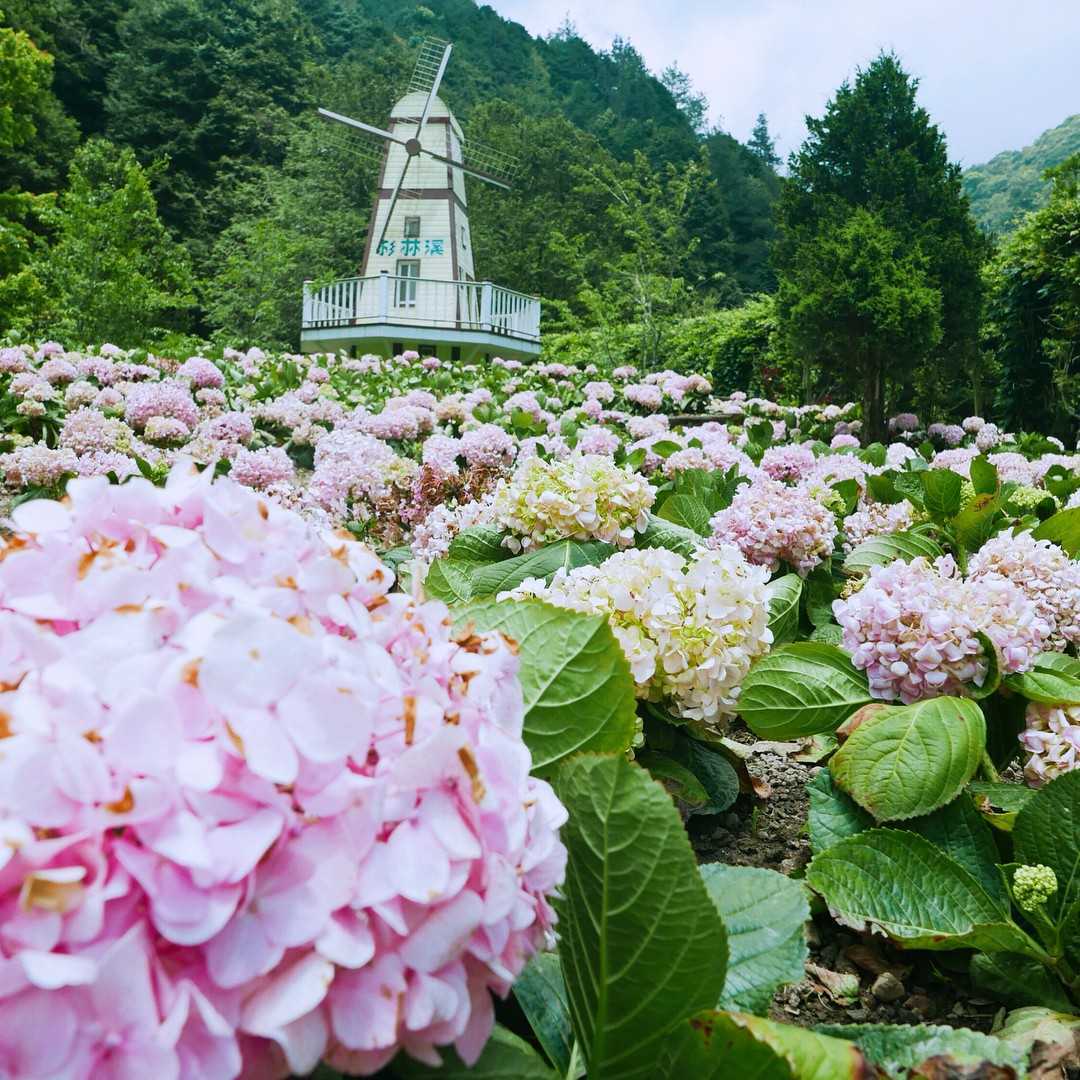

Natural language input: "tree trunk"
[861,358,886,444]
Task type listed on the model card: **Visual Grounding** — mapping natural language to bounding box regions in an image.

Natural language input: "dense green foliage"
[987,153,1080,441]
[963,113,1080,234]
[1,0,780,348]
[773,53,984,442]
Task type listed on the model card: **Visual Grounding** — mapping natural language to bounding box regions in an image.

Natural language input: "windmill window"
[403,216,421,238]
[460,225,468,250]
[395,260,420,306]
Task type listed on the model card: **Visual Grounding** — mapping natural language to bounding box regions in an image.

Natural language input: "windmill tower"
[300,39,541,362]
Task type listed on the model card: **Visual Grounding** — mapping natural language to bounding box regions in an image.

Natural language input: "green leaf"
[455,600,636,771]
[447,525,510,564]
[423,558,477,603]
[970,952,1076,1012]
[765,575,803,646]
[682,739,740,816]
[802,566,836,629]
[808,624,844,645]
[967,781,1037,832]
[1004,652,1080,704]
[555,755,729,1080]
[468,540,616,597]
[906,794,1009,906]
[965,631,1002,700]
[651,439,683,459]
[723,1014,872,1080]
[814,1021,1027,1077]
[829,696,985,821]
[841,530,943,574]
[636,514,701,557]
[738,644,873,740]
[995,1007,1080,1064]
[970,455,1000,496]
[512,953,574,1075]
[807,769,873,856]
[921,469,964,519]
[658,1012,794,1080]
[860,443,887,468]
[1013,770,1080,939]
[806,829,1036,953]
[637,751,710,807]
[982,690,1029,771]
[1033,506,1080,556]
[701,865,810,1015]
[952,494,1005,552]
[656,493,712,536]
[831,478,860,516]
[388,1024,557,1079]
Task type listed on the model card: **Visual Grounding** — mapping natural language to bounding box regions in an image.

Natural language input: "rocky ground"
[690,732,1007,1035]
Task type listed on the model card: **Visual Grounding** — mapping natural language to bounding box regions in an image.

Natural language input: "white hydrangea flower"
[503,546,772,729]
[493,453,655,552]
[1021,701,1080,785]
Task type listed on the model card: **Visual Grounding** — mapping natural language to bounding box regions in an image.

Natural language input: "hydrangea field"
[2,340,1080,1078]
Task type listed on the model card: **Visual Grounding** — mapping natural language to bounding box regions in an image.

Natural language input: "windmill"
[317,38,519,280]
[300,38,541,364]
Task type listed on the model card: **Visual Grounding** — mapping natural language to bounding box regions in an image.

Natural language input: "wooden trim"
[375,186,467,213]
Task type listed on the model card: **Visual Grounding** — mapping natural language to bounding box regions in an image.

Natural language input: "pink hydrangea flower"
[0,464,565,1077]
[708,478,837,576]
[834,555,1049,703]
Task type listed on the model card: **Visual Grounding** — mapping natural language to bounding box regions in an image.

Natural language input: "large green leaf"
[636,514,701,557]
[723,1014,872,1080]
[657,494,712,536]
[447,525,510,564]
[807,769,873,856]
[701,864,810,1015]
[455,600,636,772]
[806,828,1036,953]
[970,455,1000,496]
[1004,652,1080,704]
[921,469,964,519]
[423,558,478,604]
[994,1006,1080,1063]
[906,794,1009,906]
[970,952,1076,1012]
[1013,770,1080,956]
[765,575,803,646]
[829,697,985,821]
[658,1012,794,1080]
[512,953,574,1075]
[469,540,615,597]
[814,1022,1027,1077]
[1033,506,1080,556]
[555,755,729,1080]
[388,1024,557,1079]
[737,644,873,740]
[842,530,943,575]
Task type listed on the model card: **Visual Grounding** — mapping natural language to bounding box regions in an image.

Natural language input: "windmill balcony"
[300,272,541,362]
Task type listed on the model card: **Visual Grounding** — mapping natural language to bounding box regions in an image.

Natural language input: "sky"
[486,0,1080,167]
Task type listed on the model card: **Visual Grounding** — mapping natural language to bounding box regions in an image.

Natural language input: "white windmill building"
[300,39,541,362]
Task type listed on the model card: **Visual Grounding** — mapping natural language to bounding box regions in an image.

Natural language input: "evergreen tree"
[779,207,942,439]
[28,139,194,345]
[747,113,780,170]
[774,52,983,424]
[989,153,1080,442]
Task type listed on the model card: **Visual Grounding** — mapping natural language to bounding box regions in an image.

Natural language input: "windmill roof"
[390,92,464,138]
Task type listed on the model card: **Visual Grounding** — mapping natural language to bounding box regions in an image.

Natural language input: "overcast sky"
[486,0,1080,167]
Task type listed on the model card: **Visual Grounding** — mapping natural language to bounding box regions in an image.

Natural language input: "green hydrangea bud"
[1013,864,1058,912]
[1005,485,1057,514]
[959,479,976,508]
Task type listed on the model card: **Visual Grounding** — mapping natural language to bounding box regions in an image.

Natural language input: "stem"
[978,750,1001,783]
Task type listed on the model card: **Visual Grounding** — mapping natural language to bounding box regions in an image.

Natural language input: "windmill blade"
[416,145,515,191]
[408,37,452,96]
[415,42,452,135]
[314,125,387,171]
[318,108,406,148]
[376,156,413,253]
[460,136,521,188]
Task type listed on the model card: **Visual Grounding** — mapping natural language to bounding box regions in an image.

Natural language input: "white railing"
[302,274,541,343]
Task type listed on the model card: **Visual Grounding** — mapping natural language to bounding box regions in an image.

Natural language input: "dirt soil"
[690,729,1005,1034]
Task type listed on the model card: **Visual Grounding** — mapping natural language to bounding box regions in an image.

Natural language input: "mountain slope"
[963,113,1080,233]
